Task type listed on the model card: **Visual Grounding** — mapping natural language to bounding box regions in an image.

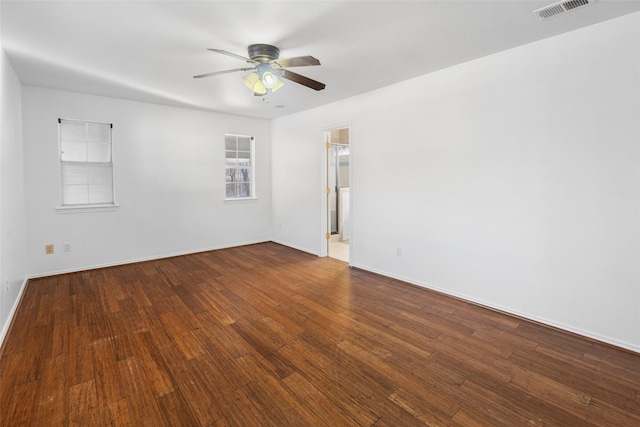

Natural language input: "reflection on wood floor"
[329,240,349,263]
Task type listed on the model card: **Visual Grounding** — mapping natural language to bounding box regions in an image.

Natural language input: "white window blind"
[59,119,115,206]
[225,134,255,199]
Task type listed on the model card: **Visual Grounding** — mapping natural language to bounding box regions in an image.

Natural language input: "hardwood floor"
[1,242,639,426]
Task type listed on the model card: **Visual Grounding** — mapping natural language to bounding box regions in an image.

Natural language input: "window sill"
[224,197,258,203]
[56,204,120,214]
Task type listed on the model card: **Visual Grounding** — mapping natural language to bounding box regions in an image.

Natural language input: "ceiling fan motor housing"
[248,44,280,62]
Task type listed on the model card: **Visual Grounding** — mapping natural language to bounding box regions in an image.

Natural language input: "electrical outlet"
[63,242,71,252]
[396,247,402,257]
[4,278,8,293]
[46,244,54,254]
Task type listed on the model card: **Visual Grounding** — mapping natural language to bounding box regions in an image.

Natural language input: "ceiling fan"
[194,44,326,96]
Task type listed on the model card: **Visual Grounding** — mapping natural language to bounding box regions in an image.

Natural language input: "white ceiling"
[3,1,640,120]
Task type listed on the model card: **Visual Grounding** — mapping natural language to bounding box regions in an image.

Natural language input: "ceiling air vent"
[533,0,594,20]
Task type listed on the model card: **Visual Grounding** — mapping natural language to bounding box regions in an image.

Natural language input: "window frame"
[56,118,119,213]
[224,133,256,201]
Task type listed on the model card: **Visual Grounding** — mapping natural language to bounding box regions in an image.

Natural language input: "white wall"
[0,43,29,341]
[23,88,271,276]
[271,12,640,351]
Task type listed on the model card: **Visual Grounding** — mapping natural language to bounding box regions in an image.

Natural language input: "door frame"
[320,122,352,262]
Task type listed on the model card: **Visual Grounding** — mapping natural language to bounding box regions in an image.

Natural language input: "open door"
[325,127,350,263]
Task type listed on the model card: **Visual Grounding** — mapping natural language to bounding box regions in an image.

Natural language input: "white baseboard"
[350,261,640,354]
[270,239,320,257]
[0,277,29,351]
[27,239,271,279]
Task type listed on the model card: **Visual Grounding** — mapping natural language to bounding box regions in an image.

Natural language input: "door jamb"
[320,122,352,261]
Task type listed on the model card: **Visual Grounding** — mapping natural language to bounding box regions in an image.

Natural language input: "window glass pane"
[237,168,250,183]
[226,183,236,198]
[224,134,253,198]
[225,136,237,151]
[239,183,251,197]
[225,168,235,183]
[237,137,251,151]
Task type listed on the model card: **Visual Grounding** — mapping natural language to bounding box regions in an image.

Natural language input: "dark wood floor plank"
[33,354,69,426]
[388,387,457,426]
[589,397,640,426]
[277,340,382,425]
[101,397,135,427]
[230,321,297,379]
[131,331,176,398]
[454,376,594,426]
[1,242,639,426]
[511,347,640,412]
[155,390,200,426]
[158,344,227,426]
[69,379,101,426]
[158,312,205,360]
[90,338,126,406]
[281,371,359,426]
[2,379,40,425]
[117,356,166,426]
[192,311,250,359]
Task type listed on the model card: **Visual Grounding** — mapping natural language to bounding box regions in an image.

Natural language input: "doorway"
[325,127,350,263]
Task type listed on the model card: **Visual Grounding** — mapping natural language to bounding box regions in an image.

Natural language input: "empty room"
[1,1,640,425]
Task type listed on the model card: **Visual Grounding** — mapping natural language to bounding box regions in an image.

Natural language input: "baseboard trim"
[27,239,271,279]
[0,277,29,355]
[270,239,320,257]
[350,261,640,355]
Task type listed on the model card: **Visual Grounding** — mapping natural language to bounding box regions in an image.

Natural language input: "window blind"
[59,119,114,206]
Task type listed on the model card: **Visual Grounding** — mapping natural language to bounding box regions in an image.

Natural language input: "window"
[225,134,255,199]
[58,118,116,209]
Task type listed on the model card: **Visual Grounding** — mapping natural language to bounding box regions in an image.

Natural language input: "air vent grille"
[534,0,594,20]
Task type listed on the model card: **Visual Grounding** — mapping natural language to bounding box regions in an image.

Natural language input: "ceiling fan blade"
[193,67,254,79]
[271,56,321,68]
[279,69,326,91]
[207,48,256,64]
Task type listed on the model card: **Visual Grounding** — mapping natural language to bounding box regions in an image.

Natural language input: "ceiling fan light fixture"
[257,63,283,92]
[242,72,258,89]
[254,80,267,95]
[196,44,325,95]
[243,63,284,95]
[262,71,279,88]
[242,72,266,95]
[270,78,284,93]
